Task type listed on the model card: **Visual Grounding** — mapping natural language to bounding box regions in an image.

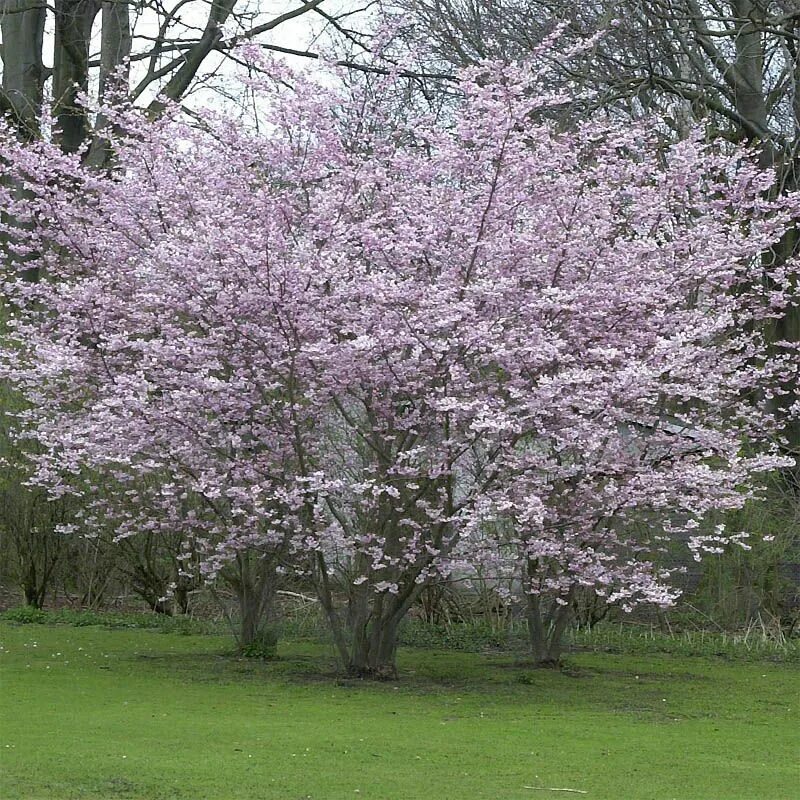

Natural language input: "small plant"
[1,606,48,624]
[398,619,526,652]
[238,627,279,660]
[568,621,800,663]
[0,606,222,634]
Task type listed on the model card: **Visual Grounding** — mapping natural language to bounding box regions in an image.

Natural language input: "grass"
[0,620,798,799]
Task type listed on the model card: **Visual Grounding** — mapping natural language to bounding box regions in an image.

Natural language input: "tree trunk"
[0,0,46,139]
[173,582,190,615]
[223,552,280,654]
[767,226,800,490]
[313,550,427,679]
[85,0,131,168]
[52,0,101,153]
[152,598,173,615]
[347,616,400,680]
[729,2,800,482]
[22,572,43,607]
[0,2,46,281]
[348,580,425,679]
[731,1,768,150]
[525,585,576,668]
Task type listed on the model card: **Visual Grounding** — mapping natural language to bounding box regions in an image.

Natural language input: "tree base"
[346,663,399,681]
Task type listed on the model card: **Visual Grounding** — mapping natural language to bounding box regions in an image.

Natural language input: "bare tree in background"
[394,0,800,476]
[397,3,798,157]
[0,0,378,152]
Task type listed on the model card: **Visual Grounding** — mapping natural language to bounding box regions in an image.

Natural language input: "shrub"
[1,605,48,624]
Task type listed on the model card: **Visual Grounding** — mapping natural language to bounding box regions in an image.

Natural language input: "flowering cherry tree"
[1,57,796,675]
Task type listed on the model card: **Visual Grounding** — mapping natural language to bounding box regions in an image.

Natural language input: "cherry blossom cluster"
[1,57,797,651]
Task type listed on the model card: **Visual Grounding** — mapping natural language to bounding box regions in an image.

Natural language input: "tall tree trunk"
[22,564,42,607]
[731,1,768,151]
[0,0,46,139]
[727,2,800,483]
[85,0,131,168]
[52,0,101,153]
[0,1,46,281]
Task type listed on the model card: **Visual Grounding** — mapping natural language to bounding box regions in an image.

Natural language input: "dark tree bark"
[313,547,434,680]
[0,0,46,139]
[524,568,576,668]
[2,0,353,148]
[52,0,100,153]
[221,552,280,653]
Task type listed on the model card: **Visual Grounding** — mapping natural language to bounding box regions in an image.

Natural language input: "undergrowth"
[3,605,797,662]
[569,621,800,662]
[0,606,222,635]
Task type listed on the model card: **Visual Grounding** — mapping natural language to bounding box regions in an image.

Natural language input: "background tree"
[0,0,377,615]
[0,0,372,149]
[395,0,800,447]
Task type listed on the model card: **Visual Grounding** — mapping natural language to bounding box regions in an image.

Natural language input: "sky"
[1,0,370,109]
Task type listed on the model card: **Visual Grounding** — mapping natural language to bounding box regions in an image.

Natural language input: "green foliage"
[238,626,279,660]
[0,373,77,607]
[6,604,796,665]
[1,605,48,624]
[0,606,222,635]
[400,617,800,663]
[689,486,800,633]
[568,623,800,663]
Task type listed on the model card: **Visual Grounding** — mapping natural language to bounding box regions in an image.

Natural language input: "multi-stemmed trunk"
[313,551,429,679]
[22,569,47,608]
[525,559,577,667]
[348,617,403,680]
[222,552,280,654]
[525,593,575,668]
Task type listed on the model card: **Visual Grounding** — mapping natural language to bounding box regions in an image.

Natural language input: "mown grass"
[1,619,797,799]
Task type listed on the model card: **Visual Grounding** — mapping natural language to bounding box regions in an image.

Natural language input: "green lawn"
[0,622,797,800]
